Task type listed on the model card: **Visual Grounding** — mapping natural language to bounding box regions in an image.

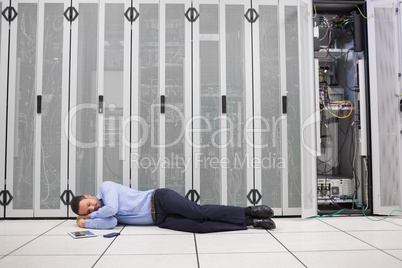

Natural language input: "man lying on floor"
[71,181,276,233]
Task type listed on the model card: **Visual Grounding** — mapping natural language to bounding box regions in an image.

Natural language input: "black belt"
[151,189,158,223]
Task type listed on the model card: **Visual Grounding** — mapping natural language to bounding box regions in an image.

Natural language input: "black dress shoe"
[252,218,276,230]
[250,205,274,218]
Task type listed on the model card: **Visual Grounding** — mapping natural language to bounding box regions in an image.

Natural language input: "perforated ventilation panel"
[75,3,98,196]
[137,4,160,191]
[12,3,37,209]
[285,6,301,208]
[374,7,401,207]
[102,4,125,185]
[259,4,282,208]
[199,4,221,205]
[165,3,187,196]
[40,3,65,209]
[226,5,248,206]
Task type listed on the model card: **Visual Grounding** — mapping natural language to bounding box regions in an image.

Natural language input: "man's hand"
[76,213,92,228]
[76,216,86,228]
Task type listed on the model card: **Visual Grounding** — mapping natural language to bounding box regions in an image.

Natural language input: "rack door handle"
[282,96,287,114]
[161,95,165,114]
[37,95,42,114]
[99,95,104,113]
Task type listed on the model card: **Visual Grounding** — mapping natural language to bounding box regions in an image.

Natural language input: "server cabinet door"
[96,0,131,188]
[34,0,70,217]
[193,0,222,205]
[160,0,191,195]
[192,0,253,205]
[6,0,38,217]
[298,0,316,218]
[252,0,283,215]
[221,0,253,206]
[253,0,314,216]
[367,0,402,215]
[281,0,303,215]
[0,0,6,218]
[131,0,160,190]
[68,0,100,200]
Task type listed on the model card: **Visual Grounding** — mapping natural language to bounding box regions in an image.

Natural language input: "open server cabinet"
[314,0,402,217]
[313,0,371,215]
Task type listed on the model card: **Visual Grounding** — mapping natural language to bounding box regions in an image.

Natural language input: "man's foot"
[252,218,276,230]
[249,205,274,218]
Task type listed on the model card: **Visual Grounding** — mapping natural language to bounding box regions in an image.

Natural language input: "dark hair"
[71,195,86,215]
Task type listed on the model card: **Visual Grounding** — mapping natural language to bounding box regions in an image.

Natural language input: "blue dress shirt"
[85,181,155,229]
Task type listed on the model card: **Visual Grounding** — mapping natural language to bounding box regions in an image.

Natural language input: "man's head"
[71,195,102,216]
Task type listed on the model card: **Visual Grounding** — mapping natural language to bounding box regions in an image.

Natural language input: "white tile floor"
[1,215,402,268]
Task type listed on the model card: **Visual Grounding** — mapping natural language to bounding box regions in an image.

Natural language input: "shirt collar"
[97,194,105,206]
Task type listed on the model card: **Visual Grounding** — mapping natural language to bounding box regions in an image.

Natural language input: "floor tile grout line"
[315,216,402,229]
[282,248,402,253]
[192,248,399,255]
[85,253,198,256]
[316,218,402,262]
[108,233,193,236]
[344,232,402,262]
[383,219,402,228]
[92,225,127,268]
[0,219,69,260]
[267,230,308,268]
[193,233,200,268]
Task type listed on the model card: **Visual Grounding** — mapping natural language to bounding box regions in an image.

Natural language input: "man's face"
[78,195,102,215]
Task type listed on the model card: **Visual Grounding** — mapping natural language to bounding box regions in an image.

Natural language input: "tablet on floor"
[68,230,97,239]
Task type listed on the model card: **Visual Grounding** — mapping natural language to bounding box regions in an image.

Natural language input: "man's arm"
[91,181,120,219]
[76,216,117,229]
[76,216,86,228]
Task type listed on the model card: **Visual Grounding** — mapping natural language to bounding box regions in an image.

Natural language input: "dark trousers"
[154,188,247,233]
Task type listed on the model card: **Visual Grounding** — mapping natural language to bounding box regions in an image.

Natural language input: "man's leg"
[157,214,247,233]
[154,188,247,231]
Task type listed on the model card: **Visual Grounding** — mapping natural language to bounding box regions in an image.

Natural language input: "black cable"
[317,114,336,174]
[348,122,361,201]
[343,48,359,93]
[337,115,355,155]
